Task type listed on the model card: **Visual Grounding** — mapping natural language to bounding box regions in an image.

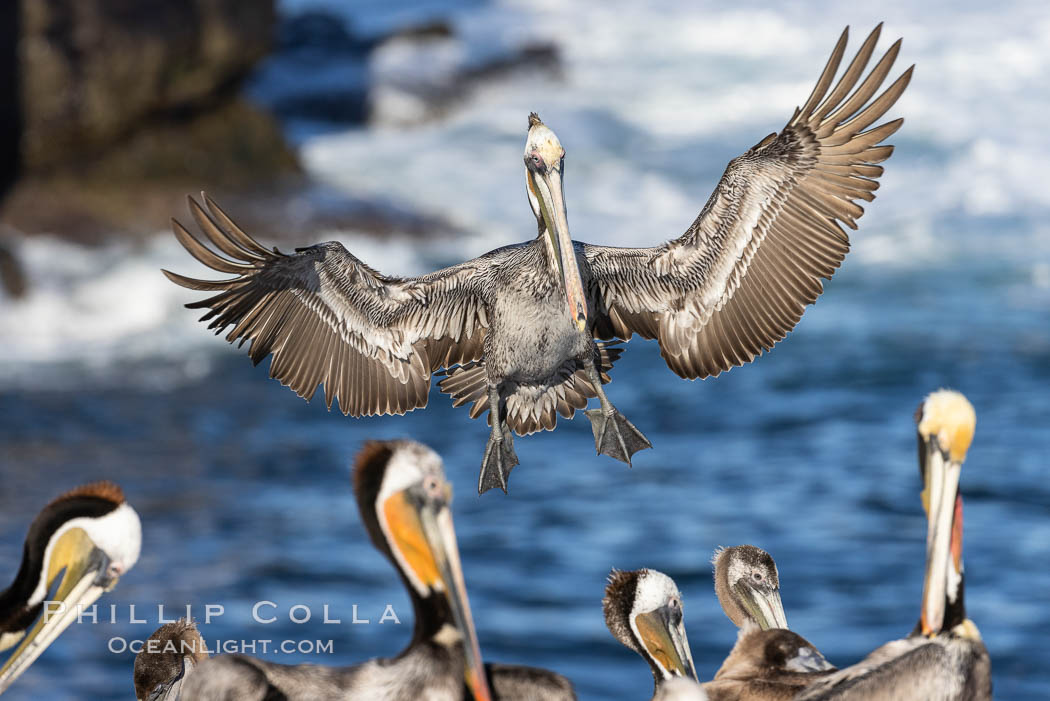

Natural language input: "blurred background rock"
[2,1,291,243]
[0,0,560,296]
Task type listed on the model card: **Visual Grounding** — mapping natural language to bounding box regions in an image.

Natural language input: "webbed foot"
[479,428,519,494]
[585,408,652,465]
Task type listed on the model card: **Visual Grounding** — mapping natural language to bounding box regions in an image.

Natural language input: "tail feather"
[437,342,624,435]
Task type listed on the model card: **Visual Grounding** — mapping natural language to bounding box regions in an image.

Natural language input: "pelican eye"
[528,153,545,171]
[752,571,764,582]
[421,475,445,502]
[667,597,683,623]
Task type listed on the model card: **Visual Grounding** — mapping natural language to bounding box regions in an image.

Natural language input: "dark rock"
[368,35,562,127]
[20,0,280,172]
[0,1,21,204]
[250,9,562,131]
[0,236,26,299]
[277,10,372,56]
[249,9,373,129]
[0,172,461,247]
[383,20,454,43]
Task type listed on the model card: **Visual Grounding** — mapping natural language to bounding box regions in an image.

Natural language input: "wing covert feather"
[586,25,911,379]
[163,196,488,417]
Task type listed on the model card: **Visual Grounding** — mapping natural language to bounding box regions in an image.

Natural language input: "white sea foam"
[0,231,438,389]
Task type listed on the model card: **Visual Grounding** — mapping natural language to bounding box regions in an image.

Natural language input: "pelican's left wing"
[585,25,911,379]
[163,195,488,417]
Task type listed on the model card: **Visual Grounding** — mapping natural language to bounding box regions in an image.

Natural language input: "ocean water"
[1,1,1048,699]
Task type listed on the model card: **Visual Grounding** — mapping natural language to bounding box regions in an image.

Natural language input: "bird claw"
[585,408,652,465]
[478,428,519,495]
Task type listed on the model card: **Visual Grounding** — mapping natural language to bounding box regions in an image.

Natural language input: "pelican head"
[0,482,141,693]
[915,389,975,636]
[354,441,491,701]
[524,112,588,332]
[712,545,788,631]
[603,568,698,688]
[133,619,209,701]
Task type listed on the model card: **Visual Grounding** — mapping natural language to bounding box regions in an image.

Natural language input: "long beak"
[0,532,118,694]
[634,606,698,682]
[919,436,963,636]
[532,168,588,332]
[732,581,789,631]
[418,502,492,701]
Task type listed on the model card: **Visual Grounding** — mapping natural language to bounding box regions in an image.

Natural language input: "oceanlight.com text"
[109,637,337,656]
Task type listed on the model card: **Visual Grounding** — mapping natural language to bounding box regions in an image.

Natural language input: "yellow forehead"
[953,619,983,641]
[525,125,565,165]
[918,390,976,462]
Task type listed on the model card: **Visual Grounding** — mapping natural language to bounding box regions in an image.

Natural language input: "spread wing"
[586,25,912,379]
[163,195,488,417]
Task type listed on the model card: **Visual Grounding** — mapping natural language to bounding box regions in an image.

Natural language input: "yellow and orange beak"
[917,391,974,637]
[528,165,588,333]
[0,529,121,694]
[633,605,698,682]
[382,486,492,701]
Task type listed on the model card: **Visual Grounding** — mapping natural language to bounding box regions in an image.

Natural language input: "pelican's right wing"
[163,196,488,417]
[586,25,911,380]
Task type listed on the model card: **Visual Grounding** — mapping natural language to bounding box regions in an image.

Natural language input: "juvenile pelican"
[712,546,788,632]
[796,390,991,700]
[133,619,208,701]
[704,546,834,700]
[164,25,911,493]
[602,569,698,699]
[174,441,575,700]
[0,482,141,694]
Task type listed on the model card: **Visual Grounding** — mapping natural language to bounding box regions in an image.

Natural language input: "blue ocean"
[1,1,1047,698]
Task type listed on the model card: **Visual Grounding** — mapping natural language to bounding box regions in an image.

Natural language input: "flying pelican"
[705,546,834,700]
[164,24,911,494]
[0,482,141,694]
[166,440,574,700]
[796,390,991,700]
[133,619,209,701]
[602,568,698,699]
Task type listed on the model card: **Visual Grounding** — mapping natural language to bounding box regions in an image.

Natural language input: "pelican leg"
[583,354,652,464]
[478,385,519,494]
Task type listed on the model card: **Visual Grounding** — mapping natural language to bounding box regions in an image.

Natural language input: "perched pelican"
[704,545,834,700]
[133,619,208,701]
[164,24,912,493]
[175,440,575,700]
[0,482,141,694]
[602,568,698,699]
[796,390,991,700]
[711,546,788,631]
